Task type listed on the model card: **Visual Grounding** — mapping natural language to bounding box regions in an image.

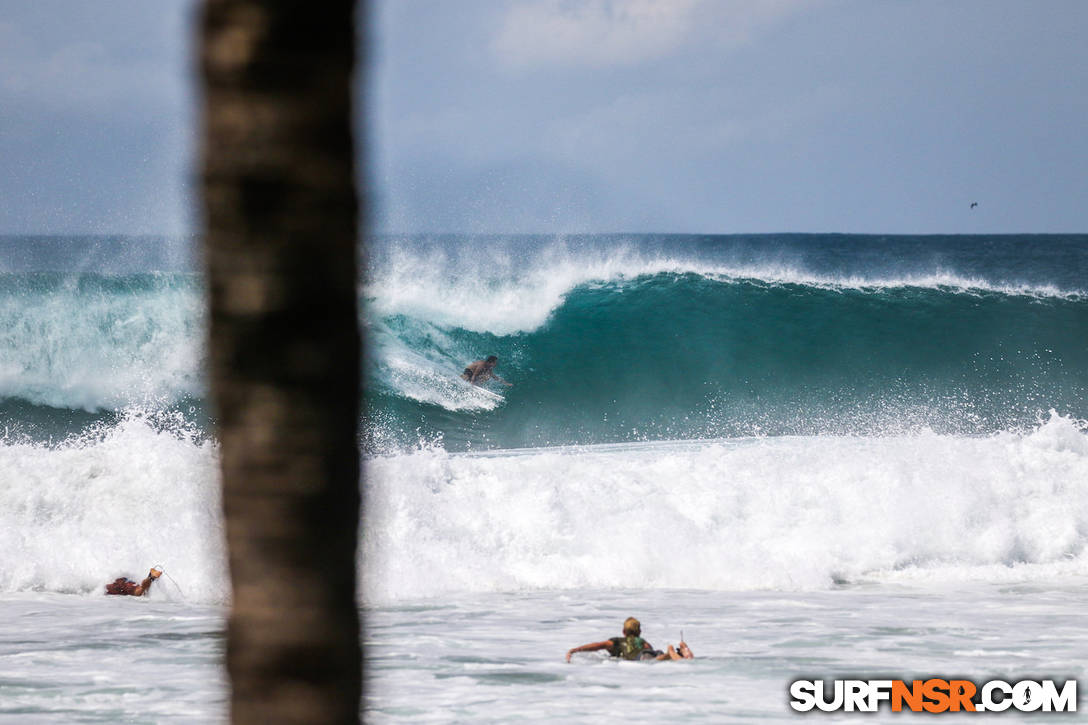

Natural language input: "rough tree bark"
[200,1,362,722]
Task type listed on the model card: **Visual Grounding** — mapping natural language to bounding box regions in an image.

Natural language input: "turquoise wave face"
[368,273,1088,451]
[0,272,204,416]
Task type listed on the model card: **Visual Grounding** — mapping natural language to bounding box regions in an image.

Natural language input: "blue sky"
[2,0,1086,235]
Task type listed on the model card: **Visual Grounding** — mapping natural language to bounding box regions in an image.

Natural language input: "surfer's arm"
[492,374,512,387]
[133,569,162,596]
[565,640,612,662]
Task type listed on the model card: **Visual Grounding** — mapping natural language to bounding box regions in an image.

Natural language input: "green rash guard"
[608,635,649,660]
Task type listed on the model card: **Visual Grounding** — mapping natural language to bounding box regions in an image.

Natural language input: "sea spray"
[2,404,1085,604]
[0,272,204,411]
[363,413,1088,602]
[0,409,226,603]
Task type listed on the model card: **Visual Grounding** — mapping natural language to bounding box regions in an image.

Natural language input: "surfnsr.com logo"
[789,679,1077,713]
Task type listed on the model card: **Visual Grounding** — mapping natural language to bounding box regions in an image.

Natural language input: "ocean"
[1,233,1086,721]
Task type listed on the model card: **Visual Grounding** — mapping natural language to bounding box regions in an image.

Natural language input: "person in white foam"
[461,355,512,387]
[105,567,162,596]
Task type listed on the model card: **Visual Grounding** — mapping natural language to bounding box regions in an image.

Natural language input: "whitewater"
[1,234,1086,721]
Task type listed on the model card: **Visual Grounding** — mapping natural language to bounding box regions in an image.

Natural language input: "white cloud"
[538,81,845,170]
[492,0,816,70]
[0,18,185,117]
[492,0,699,70]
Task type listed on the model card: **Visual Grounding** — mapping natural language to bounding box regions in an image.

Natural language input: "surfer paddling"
[461,355,512,387]
[565,617,693,662]
[104,567,162,596]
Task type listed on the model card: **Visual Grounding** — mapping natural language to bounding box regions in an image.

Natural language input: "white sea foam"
[367,241,1084,335]
[0,411,226,603]
[8,583,1087,723]
[369,320,503,412]
[383,354,503,412]
[0,278,203,410]
[4,411,1085,606]
[363,412,1088,602]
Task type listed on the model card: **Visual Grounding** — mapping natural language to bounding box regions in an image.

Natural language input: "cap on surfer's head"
[485,355,498,363]
[623,617,641,636]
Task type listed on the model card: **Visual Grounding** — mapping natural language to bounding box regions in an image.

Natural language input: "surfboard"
[474,386,504,402]
[457,375,504,402]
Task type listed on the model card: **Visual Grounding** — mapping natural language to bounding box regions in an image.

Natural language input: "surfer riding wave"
[461,355,512,388]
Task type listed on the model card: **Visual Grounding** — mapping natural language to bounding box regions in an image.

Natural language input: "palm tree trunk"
[199,1,362,722]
